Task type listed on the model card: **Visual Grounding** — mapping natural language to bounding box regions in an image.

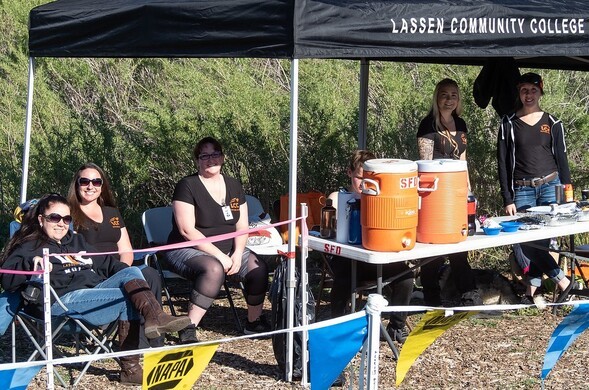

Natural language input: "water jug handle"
[417,177,439,192]
[360,178,380,195]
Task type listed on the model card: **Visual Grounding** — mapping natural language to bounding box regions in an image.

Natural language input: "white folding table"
[308,217,589,297]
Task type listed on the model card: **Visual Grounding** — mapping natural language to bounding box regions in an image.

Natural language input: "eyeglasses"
[78,177,103,187]
[198,152,223,161]
[43,213,73,224]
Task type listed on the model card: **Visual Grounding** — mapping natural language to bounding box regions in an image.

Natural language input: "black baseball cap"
[517,72,543,94]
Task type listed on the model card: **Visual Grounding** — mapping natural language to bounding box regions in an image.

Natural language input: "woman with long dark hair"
[67,162,164,347]
[1,193,190,385]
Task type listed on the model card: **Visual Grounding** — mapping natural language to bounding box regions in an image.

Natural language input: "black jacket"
[1,231,128,308]
[497,113,572,207]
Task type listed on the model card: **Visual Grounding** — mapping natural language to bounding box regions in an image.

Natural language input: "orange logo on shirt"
[230,198,240,211]
[461,134,467,145]
[110,217,121,228]
[540,124,551,134]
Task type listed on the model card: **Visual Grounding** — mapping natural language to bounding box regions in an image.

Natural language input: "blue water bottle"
[347,198,362,245]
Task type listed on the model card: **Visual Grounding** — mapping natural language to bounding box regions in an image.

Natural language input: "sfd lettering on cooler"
[399,176,418,189]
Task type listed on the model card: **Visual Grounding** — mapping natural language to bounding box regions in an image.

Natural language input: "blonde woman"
[416,78,480,307]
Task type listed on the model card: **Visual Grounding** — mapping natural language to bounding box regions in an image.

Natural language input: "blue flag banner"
[309,315,368,390]
[0,365,43,390]
[541,303,589,380]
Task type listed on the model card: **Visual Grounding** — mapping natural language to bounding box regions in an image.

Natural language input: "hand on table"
[505,204,517,216]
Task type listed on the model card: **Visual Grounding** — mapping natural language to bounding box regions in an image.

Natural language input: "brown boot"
[118,320,143,385]
[124,279,191,339]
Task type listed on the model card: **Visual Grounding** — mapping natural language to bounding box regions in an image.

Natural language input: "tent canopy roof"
[29,0,589,70]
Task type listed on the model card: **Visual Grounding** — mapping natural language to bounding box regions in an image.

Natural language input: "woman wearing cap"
[416,78,481,307]
[497,72,573,304]
[68,163,164,348]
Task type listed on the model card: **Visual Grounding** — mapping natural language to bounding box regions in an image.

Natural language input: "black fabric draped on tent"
[22,0,589,384]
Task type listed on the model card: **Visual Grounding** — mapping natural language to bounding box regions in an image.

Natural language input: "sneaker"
[520,295,534,305]
[244,315,271,335]
[460,289,483,306]
[178,324,198,344]
[386,324,409,344]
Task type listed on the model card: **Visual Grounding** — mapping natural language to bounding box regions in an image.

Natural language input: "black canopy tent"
[294,0,589,69]
[29,0,589,67]
[23,0,589,385]
[25,0,589,173]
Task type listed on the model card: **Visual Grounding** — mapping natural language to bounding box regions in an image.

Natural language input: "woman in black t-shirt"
[67,163,164,348]
[497,72,572,304]
[166,137,270,342]
[416,78,481,307]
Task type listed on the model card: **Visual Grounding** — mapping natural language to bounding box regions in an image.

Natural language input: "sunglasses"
[43,213,73,224]
[198,152,223,161]
[78,177,103,187]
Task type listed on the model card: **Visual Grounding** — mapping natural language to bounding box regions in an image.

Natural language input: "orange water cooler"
[360,159,419,252]
[416,159,468,244]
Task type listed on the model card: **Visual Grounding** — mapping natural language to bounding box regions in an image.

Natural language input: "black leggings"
[165,248,268,309]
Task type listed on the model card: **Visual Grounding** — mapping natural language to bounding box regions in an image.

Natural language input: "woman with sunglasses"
[67,163,165,348]
[165,136,270,342]
[0,193,191,385]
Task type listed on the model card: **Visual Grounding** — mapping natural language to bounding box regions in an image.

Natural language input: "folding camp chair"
[0,288,118,387]
[141,206,244,333]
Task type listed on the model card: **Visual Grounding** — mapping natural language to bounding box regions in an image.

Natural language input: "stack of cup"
[555,184,564,204]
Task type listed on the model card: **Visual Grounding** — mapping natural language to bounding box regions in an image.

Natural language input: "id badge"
[222,205,233,221]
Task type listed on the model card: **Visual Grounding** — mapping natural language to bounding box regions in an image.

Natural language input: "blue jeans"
[513,177,565,287]
[514,177,560,209]
[51,267,145,326]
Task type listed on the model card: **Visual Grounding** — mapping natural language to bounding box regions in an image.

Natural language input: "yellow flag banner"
[143,343,219,389]
[396,310,476,386]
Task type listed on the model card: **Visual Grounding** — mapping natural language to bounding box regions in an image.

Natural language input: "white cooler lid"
[416,159,467,172]
[363,158,417,173]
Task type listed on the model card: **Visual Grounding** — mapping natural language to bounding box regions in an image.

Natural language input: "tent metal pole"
[358,58,369,149]
[285,58,299,382]
[300,203,309,386]
[20,57,35,204]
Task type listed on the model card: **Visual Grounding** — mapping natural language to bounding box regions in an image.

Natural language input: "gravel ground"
[3,264,589,389]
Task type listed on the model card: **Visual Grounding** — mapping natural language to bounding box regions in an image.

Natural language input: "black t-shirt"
[167,174,246,254]
[417,113,468,160]
[513,112,558,179]
[77,206,125,258]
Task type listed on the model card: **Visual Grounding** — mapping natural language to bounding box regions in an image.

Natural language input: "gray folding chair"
[1,288,118,387]
[141,206,243,333]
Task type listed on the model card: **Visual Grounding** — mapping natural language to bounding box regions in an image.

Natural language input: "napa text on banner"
[143,343,219,389]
